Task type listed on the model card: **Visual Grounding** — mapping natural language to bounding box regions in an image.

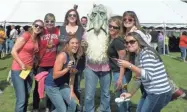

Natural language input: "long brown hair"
[63,9,81,26]
[121,11,144,36]
[126,32,161,61]
[28,19,44,42]
[62,34,83,60]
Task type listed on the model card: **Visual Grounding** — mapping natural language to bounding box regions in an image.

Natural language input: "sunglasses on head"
[34,24,43,29]
[68,14,77,17]
[109,24,120,30]
[125,40,137,45]
[45,20,55,24]
[123,18,134,22]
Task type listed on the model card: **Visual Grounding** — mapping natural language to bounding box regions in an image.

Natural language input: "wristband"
[128,64,132,69]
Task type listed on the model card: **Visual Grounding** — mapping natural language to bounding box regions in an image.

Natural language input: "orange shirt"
[179,35,187,47]
[12,32,39,70]
[39,28,59,67]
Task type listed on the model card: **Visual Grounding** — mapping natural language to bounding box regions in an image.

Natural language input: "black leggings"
[33,66,52,110]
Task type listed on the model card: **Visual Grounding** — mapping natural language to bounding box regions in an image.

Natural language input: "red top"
[179,35,187,47]
[39,28,59,67]
[12,32,39,70]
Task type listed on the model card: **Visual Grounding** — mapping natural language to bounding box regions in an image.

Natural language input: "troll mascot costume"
[82,4,111,112]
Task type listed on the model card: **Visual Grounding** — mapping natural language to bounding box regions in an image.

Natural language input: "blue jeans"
[6,38,14,53]
[45,84,77,112]
[165,45,169,54]
[0,41,6,58]
[112,70,132,112]
[158,41,164,55]
[84,67,111,112]
[11,70,33,112]
[0,44,2,52]
[0,41,5,51]
[136,91,172,112]
[180,47,187,60]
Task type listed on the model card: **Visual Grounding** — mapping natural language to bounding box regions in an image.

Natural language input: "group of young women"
[11,6,172,112]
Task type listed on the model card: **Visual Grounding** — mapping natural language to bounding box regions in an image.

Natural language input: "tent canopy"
[1,0,187,26]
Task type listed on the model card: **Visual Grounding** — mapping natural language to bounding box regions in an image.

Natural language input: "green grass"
[0,53,187,112]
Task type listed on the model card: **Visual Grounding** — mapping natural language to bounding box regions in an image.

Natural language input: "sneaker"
[171,89,186,101]
[0,89,3,94]
[45,108,50,112]
[32,109,39,112]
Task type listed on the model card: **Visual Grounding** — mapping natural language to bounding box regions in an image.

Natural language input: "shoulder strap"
[39,47,47,59]
[60,26,66,36]
[35,39,48,65]
[63,52,70,65]
[79,26,85,35]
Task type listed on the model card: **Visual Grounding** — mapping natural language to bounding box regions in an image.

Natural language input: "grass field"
[0,53,187,112]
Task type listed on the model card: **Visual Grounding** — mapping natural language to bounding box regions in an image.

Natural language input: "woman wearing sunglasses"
[107,16,132,112]
[45,36,83,112]
[11,19,44,112]
[117,32,172,112]
[122,11,152,101]
[122,11,151,45]
[58,7,84,51]
[32,13,60,112]
[58,6,85,111]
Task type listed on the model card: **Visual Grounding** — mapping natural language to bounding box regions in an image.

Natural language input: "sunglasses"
[45,20,55,24]
[68,14,77,17]
[34,24,43,29]
[123,18,134,22]
[125,40,137,45]
[109,25,120,30]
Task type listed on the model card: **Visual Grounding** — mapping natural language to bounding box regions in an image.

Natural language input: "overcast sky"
[0,0,187,23]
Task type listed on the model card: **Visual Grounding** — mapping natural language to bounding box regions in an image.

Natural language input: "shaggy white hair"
[85,30,109,64]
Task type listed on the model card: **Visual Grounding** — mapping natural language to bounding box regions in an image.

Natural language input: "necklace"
[46,29,54,49]
[47,38,53,48]
[109,38,114,44]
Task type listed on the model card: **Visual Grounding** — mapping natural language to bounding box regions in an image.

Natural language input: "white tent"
[1,0,187,26]
[154,24,187,28]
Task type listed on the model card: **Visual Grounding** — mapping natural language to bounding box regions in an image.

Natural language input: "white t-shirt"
[10,29,18,39]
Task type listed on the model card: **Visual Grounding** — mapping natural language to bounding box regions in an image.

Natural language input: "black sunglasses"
[45,20,55,24]
[125,40,137,45]
[68,14,77,17]
[123,18,134,22]
[34,24,43,29]
[109,24,120,30]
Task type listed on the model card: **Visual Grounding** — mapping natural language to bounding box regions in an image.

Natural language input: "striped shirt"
[137,49,171,94]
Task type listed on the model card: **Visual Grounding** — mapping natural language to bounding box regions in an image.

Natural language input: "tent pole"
[3,21,6,33]
[163,22,166,55]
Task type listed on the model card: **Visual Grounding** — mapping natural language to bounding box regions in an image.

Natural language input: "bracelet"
[133,76,141,80]
[65,67,70,71]
[128,64,132,69]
